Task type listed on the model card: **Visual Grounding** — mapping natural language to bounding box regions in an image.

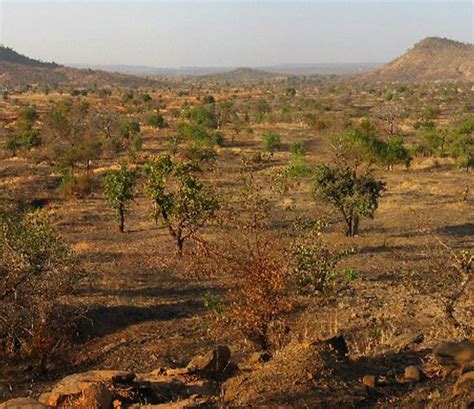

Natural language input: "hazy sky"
[0,1,472,67]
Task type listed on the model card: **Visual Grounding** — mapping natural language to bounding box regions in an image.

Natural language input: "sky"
[0,0,472,67]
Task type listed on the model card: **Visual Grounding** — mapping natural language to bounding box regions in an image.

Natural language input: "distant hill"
[198,67,284,84]
[359,37,474,82]
[0,46,155,87]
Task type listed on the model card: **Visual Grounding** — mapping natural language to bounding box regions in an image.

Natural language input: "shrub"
[262,131,281,152]
[0,211,81,367]
[192,167,293,350]
[146,111,166,128]
[291,220,354,294]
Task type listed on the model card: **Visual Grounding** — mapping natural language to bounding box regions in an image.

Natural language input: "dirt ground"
[0,86,473,407]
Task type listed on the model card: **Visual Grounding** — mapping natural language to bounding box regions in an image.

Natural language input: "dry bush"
[0,210,83,368]
[191,165,294,350]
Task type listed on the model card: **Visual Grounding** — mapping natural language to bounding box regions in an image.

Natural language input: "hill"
[198,67,285,84]
[359,37,474,82]
[0,46,155,87]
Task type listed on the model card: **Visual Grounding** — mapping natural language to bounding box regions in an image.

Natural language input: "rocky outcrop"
[1,346,237,409]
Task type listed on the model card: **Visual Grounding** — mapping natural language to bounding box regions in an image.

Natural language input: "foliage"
[146,111,166,128]
[103,163,138,233]
[291,220,355,294]
[313,165,386,236]
[0,211,81,366]
[448,118,473,171]
[262,131,281,152]
[143,155,218,254]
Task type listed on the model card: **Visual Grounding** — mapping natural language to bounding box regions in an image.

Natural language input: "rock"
[0,398,47,409]
[391,332,424,350]
[249,351,271,364]
[40,370,134,407]
[81,383,113,408]
[434,340,474,377]
[362,375,376,388]
[404,365,421,382]
[186,346,233,379]
[453,371,474,396]
[130,395,211,408]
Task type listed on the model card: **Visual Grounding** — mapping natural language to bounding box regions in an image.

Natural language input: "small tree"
[313,165,385,236]
[143,155,218,255]
[448,118,473,171]
[146,111,166,129]
[103,163,137,233]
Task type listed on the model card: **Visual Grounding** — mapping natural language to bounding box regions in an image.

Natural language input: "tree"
[103,163,137,233]
[313,165,385,236]
[143,155,218,255]
[448,118,473,171]
[380,136,411,170]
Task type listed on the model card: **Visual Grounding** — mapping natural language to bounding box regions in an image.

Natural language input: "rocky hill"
[0,46,155,87]
[359,37,473,82]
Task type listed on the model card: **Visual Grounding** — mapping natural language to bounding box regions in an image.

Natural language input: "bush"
[58,173,98,198]
[262,131,281,152]
[291,220,354,294]
[0,211,81,367]
[146,112,166,128]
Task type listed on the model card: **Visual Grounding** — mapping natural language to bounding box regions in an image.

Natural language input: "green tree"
[103,163,138,233]
[380,136,411,170]
[448,118,474,171]
[143,155,218,255]
[313,165,385,236]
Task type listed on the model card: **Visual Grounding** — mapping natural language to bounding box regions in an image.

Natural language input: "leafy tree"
[313,165,385,236]
[415,128,447,156]
[103,163,138,233]
[262,131,281,152]
[143,155,218,255]
[448,118,473,171]
[186,104,218,129]
[380,136,411,170]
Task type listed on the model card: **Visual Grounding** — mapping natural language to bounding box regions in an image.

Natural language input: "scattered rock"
[434,340,474,377]
[362,375,376,388]
[0,398,47,409]
[249,351,271,364]
[187,345,235,379]
[453,371,474,396]
[81,383,113,408]
[404,365,421,382]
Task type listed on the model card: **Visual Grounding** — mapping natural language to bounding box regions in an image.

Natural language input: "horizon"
[1,1,472,68]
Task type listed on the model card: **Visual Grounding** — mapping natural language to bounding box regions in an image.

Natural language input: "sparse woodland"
[0,56,473,408]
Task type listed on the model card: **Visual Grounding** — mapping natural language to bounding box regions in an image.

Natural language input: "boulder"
[249,351,271,364]
[0,398,47,409]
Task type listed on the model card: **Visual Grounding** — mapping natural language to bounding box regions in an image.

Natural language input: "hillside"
[0,46,155,87]
[359,37,473,82]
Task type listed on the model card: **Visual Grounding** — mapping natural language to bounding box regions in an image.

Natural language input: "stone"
[453,371,474,396]
[40,370,134,407]
[404,365,421,382]
[362,375,376,388]
[81,383,113,408]
[0,398,47,409]
[249,351,271,364]
[186,346,232,379]
[434,340,474,377]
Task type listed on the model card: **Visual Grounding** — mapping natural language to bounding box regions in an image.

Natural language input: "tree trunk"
[176,236,184,256]
[119,203,125,233]
[346,214,359,237]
